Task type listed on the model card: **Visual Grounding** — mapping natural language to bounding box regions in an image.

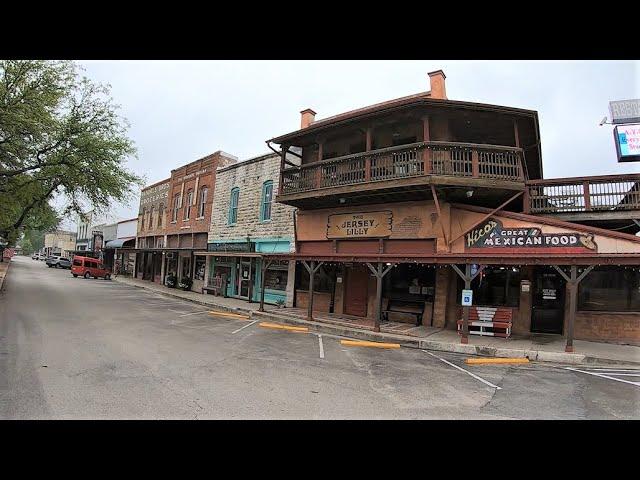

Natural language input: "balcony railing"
[526,174,640,214]
[280,141,525,195]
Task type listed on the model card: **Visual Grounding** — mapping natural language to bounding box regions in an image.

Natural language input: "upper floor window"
[148,206,154,230]
[198,186,208,218]
[260,181,273,221]
[228,187,239,225]
[158,203,164,228]
[140,209,146,231]
[184,189,193,220]
[172,194,180,222]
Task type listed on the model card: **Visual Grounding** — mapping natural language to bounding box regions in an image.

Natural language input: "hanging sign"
[614,124,640,163]
[465,218,597,252]
[327,211,392,239]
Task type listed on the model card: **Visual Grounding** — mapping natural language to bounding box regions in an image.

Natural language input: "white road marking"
[564,367,640,387]
[582,368,640,373]
[600,373,640,377]
[179,310,211,317]
[232,320,257,334]
[318,335,325,359]
[423,350,502,390]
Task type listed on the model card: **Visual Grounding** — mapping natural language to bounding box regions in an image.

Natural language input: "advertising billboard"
[614,124,640,162]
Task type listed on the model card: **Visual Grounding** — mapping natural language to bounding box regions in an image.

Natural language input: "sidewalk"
[0,258,11,292]
[114,275,640,366]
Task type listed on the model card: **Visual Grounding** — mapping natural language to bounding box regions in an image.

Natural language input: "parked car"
[46,255,72,269]
[71,255,111,280]
[31,253,38,260]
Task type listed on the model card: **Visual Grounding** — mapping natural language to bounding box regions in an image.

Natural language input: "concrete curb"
[113,277,255,317]
[0,259,11,293]
[113,277,640,367]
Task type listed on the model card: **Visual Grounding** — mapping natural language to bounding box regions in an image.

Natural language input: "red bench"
[457,306,513,338]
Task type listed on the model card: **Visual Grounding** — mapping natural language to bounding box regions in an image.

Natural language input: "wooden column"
[471,150,480,178]
[553,265,594,352]
[583,182,592,211]
[365,128,372,182]
[302,260,324,320]
[422,116,431,174]
[451,264,485,344]
[513,119,520,148]
[314,141,323,189]
[259,259,273,312]
[366,262,394,333]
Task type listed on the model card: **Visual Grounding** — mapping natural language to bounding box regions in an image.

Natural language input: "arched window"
[172,194,180,222]
[140,208,146,231]
[198,186,208,218]
[184,189,193,220]
[148,206,154,230]
[260,180,273,221]
[228,187,239,225]
[158,203,164,228]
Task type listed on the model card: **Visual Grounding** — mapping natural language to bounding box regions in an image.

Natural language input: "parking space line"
[318,334,325,359]
[232,320,257,334]
[423,350,502,390]
[179,310,211,317]
[564,367,640,387]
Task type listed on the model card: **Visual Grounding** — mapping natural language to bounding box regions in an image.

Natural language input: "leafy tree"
[0,60,142,245]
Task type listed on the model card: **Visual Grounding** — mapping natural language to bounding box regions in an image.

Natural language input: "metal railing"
[526,174,640,214]
[280,141,525,195]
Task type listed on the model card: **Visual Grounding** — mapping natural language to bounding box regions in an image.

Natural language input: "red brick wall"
[575,312,640,345]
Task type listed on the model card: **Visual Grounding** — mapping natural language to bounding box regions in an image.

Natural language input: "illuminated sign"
[609,99,640,124]
[614,124,640,163]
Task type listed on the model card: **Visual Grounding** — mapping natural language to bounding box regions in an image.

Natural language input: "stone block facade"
[209,153,296,245]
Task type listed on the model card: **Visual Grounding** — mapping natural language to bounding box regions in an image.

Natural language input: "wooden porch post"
[583,181,592,211]
[302,260,324,321]
[365,128,372,182]
[553,265,594,353]
[451,264,485,344]
[366,262,395,333]
[259,258,273,312]
[422,116,431,174]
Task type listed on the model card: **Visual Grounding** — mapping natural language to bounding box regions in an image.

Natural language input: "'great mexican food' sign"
[327,211,392,239]
[465,218,597,252]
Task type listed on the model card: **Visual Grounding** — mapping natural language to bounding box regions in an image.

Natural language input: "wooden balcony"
[277,141,525,208]
[525,174,640,233]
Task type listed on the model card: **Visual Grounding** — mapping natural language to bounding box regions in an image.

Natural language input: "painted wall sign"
[614,124,640,163]
[465,218,597,252]
[327,211,392,239]
[207,242,255,253]
[139,182,170,212]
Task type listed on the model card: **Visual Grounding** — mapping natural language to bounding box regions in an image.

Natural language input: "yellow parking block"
[208,310,250,319]
[465,357,530,365]
[340,340,401,349]
[259,322,309,333]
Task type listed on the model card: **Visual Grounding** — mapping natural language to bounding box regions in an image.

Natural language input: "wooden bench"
[457,306,513,338]
[383,299,425,325]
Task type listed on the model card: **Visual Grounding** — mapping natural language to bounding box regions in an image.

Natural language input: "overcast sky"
[62,60,639,228]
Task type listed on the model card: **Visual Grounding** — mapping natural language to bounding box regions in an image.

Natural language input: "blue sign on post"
[461,289,473,306]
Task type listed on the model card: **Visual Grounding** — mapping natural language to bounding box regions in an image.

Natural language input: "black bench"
[382,299,425,325]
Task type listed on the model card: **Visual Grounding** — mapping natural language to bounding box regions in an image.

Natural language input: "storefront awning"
[261,252,640,266]
[193,251,263,257]
[105,238,135,249]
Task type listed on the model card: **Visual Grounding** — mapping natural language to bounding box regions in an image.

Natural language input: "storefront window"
[385,264,435,302]
[457,266,521,307]
[296,263,336,293]
[194,256,206,281]
[579,267,640,312]
[264,260,288,291]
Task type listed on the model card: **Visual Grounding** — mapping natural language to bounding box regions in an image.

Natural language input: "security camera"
[599,116,608,126]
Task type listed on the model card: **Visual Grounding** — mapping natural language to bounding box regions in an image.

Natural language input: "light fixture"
[339,198,346,204]
[466,190,474,198]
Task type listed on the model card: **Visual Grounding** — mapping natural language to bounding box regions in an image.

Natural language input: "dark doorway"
[344,265,369,317]
[531,267,565,334]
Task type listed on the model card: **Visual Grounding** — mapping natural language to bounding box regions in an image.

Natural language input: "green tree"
[0,60,142,244]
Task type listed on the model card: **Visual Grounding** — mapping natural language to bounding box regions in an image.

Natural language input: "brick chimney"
[300,108,316,129]
[428,70,447,100]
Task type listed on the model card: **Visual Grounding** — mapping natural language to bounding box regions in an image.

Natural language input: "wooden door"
[344,265,369,317]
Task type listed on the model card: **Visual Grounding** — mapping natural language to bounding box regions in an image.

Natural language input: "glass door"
[238,258,252,298]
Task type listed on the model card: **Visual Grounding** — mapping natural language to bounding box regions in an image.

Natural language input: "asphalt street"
[0,256,638,419]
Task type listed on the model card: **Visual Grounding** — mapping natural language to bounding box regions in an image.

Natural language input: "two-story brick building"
[127,150,237,291]
[263,70,640,349]
[199,152,297,306]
